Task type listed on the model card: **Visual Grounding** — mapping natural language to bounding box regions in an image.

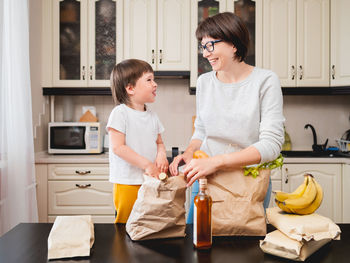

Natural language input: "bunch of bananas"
[274,174,323,215]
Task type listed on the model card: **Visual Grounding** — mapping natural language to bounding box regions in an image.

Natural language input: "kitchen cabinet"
[342,164,350,223]
[51,0,123,87]
[330,0,350,86]
[35,164,48,223]
[281,163,342,223]
[123,0,190,71]
[190,0,263,87]
[267,167,282,209]
[35,163,114,223]
[263,0,329,87]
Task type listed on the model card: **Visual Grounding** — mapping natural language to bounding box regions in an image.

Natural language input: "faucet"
[304,124,328,152]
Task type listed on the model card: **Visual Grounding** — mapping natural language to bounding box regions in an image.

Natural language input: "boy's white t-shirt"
[106,104,164,184]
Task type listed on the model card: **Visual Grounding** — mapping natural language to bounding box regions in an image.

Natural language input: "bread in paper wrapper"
[266,207,341,241]
[48,215,94,260]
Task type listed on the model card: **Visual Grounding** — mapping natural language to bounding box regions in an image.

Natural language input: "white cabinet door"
[342,164,350,223]
[190,0,226,87]
[124,0,156,66]
[268,168,282,208]
[263,0,296,87]
[282,164,342,223]
[48,164,109,180]
[227,0,263,67]
[330,0,350,86]
[53,0,88,86]
[297,0,329,86]
[88,0,123,87]
[48,181,114,215]
[263,0,329,87]
[157,0,190,70]
[52,0,121,87]
[124,0,189,71]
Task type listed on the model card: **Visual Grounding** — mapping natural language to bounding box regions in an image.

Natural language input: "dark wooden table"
[0,223,349,263]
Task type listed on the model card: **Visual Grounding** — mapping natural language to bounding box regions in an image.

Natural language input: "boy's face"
[129,72,157,105]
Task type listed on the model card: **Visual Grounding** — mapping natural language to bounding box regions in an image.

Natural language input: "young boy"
[107,59,168,223]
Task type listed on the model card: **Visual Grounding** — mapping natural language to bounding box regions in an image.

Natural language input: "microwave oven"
[48,122,103,154]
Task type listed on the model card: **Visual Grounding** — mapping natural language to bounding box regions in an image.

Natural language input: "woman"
[169,12,284,223]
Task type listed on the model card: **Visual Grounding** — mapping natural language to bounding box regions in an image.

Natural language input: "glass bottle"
[193,178,212,249]
[282,126,292,151]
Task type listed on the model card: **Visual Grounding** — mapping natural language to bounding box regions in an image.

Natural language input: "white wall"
[30,0,49,152]
[284,95,350,150]
[52,79,197,152]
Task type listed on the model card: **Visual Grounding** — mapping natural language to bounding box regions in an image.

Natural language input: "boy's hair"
[110,59,154,105]
[196,12,249,62]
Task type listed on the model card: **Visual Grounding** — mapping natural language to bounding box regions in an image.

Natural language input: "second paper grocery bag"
[126,174,187,240]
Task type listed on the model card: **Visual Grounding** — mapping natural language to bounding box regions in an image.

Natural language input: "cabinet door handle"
[285,168,289,184]
[89,66,93,80]
[299,65,303,80]
[291,65,295,80]
[75,184,91,189]
[159,49,162,64]
[152,50,155,64]
[75,170,91,175]
[332,65,335,79]
[82,66,86,80]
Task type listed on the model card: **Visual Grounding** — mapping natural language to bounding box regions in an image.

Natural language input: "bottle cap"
[158,172,167,181]
[199,178,207,185]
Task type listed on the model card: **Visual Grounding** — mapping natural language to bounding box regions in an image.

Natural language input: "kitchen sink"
[281,150,349,158]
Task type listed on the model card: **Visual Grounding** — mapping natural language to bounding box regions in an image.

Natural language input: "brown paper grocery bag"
[207,168,270,236]
[126,174,187,241]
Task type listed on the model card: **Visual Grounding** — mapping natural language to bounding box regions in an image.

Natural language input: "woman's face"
[201,36,237,72]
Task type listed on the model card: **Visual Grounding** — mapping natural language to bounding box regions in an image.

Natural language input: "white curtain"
[0,0,38,236]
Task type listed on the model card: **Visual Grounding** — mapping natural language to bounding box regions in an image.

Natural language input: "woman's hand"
[169,151,193,176]
[145,162,161,179]
[184,157,220,187]
[155,153,169,173]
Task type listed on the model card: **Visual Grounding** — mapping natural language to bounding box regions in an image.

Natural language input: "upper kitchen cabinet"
[123,0,190,71]
[50,0,123,87]
[263,0,329,87]
[330,0,350,86]
[190,0,263,87]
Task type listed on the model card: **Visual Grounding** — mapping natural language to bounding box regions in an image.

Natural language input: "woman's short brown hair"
[110,59,153,105]
[196,12,249,62]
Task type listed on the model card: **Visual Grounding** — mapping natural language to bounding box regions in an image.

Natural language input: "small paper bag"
[207,168,270,236]
[126,175,187,241]
[47,215,94,260]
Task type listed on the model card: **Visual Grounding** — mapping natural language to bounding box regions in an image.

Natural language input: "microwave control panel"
[89,126,99,150]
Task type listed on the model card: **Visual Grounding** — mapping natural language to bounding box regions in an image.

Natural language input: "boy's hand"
[155,153,169,173]
[144,163,161,178]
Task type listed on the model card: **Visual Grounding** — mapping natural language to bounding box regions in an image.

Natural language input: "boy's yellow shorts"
[113,184,141,223]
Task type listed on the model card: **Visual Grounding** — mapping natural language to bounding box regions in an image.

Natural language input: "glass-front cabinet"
[190,0,262,87]
[53,0,123,87]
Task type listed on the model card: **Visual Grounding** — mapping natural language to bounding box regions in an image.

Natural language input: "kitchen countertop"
[0,223,349,263]
[35,151,350,164]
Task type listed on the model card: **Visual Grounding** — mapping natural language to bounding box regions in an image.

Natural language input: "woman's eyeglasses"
[198,40,223,54]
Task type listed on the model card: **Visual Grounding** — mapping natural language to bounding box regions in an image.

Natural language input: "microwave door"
[50,126,86,150]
